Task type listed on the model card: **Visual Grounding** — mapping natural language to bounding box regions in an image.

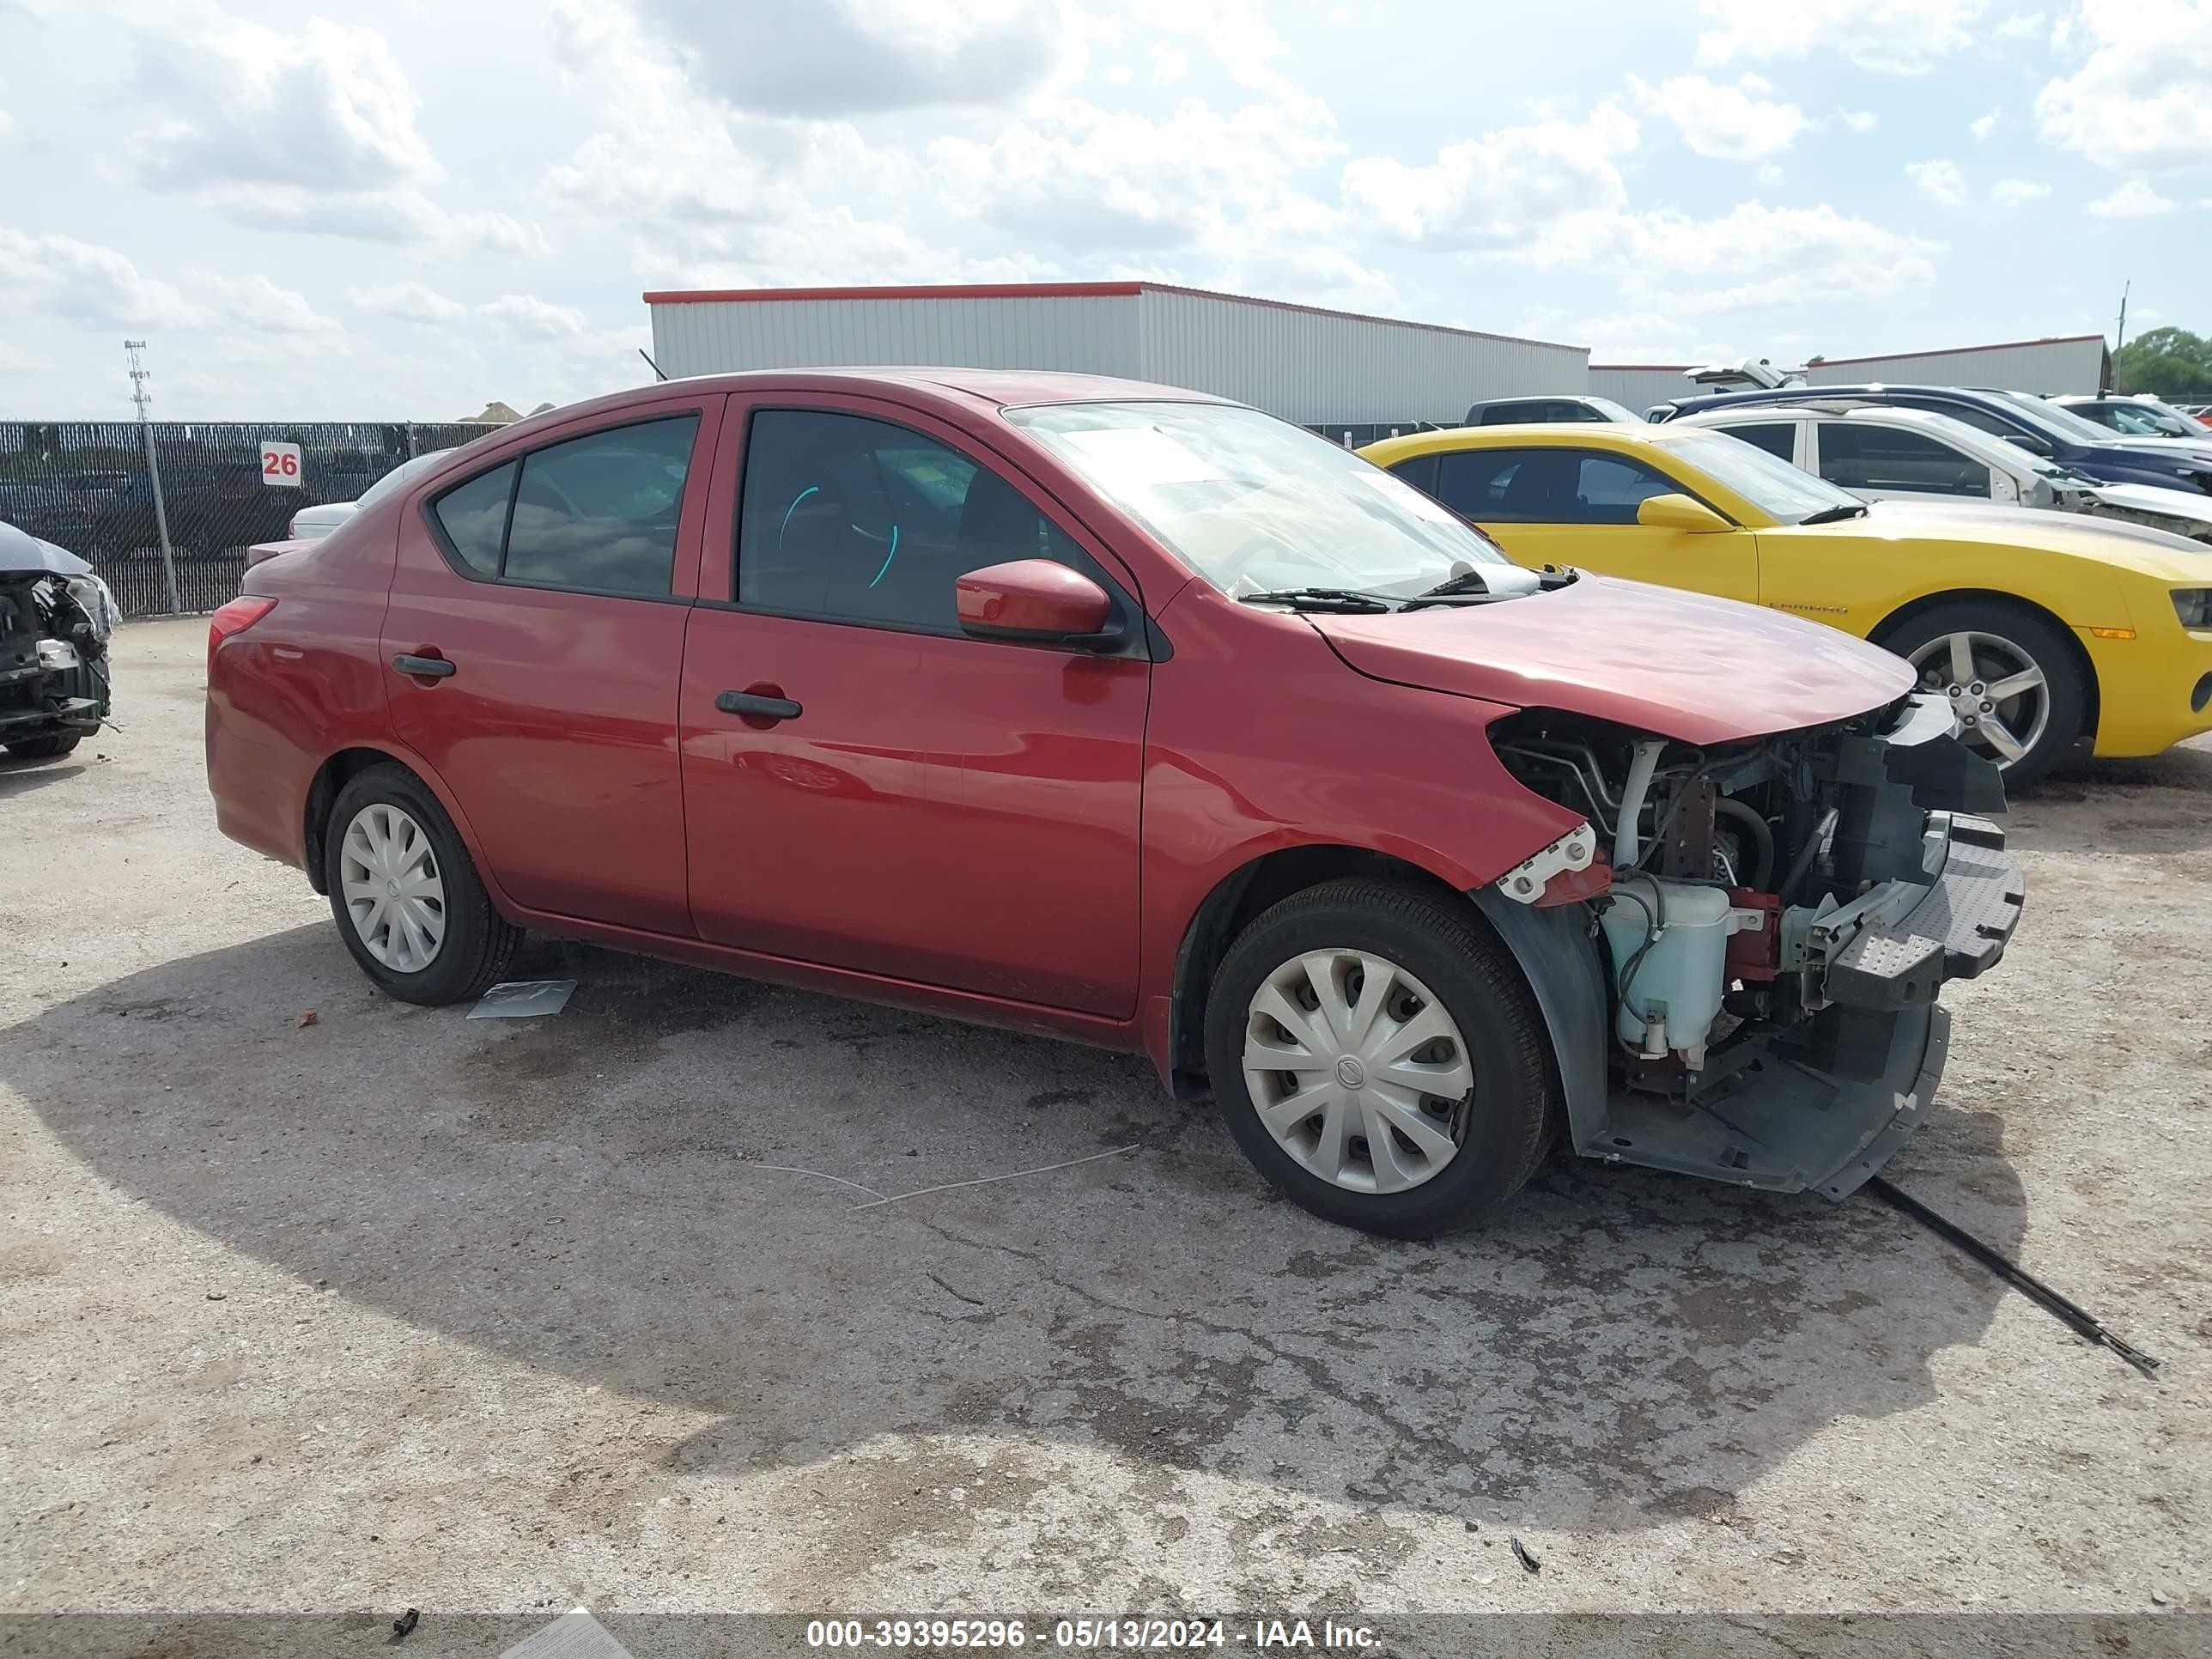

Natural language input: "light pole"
[125,340,181,615]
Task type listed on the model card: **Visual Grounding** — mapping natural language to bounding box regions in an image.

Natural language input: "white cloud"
[1695,0,1988,74]
[209,274,337,335]
[622,0,1066,115]
[2088,179,2176,216]
[1340,103,1638,247]
[0,228,198,329]
[1840,108,1879,131]
[1996,10,2043,38]
[1630,73,1808,161]
[1990,178,2051,204]
[346,281,466,324]
[116,7,543,255]
[1520,201,1941,314]
[2035,0,2212,172]
[209,185,546,253]
[1571,311,1697,344]
[543,0,927,274]
[1906,158,1968,205]
[933,93,1342,252]
[1970,109,1998,140]
[478,295,590,340]
[132,14,436,191]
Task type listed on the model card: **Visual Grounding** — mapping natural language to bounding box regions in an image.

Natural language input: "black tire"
[3,730,82,760]
[323,763,521,1006]
[1876,600,2087,788]
[1204,878,1559,1240]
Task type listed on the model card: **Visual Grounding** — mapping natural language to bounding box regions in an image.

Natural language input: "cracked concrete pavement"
[1,618,2205,1642]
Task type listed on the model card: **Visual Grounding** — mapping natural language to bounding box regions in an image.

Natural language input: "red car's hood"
[1308,574,1915,744]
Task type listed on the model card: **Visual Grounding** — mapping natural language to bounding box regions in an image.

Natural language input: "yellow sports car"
[1359,422,2212,782]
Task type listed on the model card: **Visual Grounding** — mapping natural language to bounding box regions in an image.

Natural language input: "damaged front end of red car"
[1473,690,2027,1200]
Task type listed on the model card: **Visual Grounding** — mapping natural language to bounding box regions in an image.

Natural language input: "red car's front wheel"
[1204,878,1559,1238]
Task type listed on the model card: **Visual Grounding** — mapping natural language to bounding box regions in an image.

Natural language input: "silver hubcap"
[1907,629,2049,769]
[1243,950,1474,1194]
[340,803,447,973]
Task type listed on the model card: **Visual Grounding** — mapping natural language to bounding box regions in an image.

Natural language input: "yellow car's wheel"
[1882,602,2087,787]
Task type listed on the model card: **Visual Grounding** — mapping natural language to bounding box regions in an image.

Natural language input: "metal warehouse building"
[644,282,1589,436]
[1589,332,2113,412]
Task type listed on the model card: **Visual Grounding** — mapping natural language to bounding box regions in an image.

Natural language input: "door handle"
[392,653,456,679]
[716,689,803,722]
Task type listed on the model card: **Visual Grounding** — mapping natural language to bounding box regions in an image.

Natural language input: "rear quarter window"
[430,462,514,577]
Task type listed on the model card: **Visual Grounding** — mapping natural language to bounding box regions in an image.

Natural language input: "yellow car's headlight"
[2173,588,2212,630]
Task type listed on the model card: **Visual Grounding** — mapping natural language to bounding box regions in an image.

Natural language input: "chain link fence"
[0,421,502,617]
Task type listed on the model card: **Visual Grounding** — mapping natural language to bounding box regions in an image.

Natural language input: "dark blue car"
[1649,384,2212,496]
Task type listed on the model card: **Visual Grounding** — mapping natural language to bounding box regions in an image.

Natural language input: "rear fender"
[301,738,520,919]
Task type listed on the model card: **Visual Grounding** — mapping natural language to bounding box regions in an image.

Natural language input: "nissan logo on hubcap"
[1335,1056,1366,1090]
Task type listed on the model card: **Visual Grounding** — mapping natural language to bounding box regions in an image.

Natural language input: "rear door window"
[504,417,700,595]
[1817,422,1991,497]
[425,415,702,592]
[1714,422,1799,464]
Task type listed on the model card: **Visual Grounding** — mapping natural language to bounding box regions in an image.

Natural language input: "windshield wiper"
[1799,503,1870,525]
[1237,586,1396,614]
[1414,568,1496,599]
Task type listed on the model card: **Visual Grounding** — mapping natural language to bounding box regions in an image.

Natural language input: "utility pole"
[125,340,182,615]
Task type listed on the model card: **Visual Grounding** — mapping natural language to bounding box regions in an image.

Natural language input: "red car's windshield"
[1006,400,1514,599]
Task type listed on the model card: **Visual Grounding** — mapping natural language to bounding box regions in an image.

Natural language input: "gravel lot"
[2,619,2206,1650]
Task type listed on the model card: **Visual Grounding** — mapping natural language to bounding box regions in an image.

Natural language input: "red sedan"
[207,370,2024,1237]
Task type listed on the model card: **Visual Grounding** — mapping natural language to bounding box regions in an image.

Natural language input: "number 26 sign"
[260,441,303,488]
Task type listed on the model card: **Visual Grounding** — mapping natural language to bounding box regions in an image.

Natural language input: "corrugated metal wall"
[1588,364,1695,411]
[647,289,1587,425]
[1806,337,2108,395]
[651,295,1143,380]
[1135,290,1587,424]
[1589,338,2110,411]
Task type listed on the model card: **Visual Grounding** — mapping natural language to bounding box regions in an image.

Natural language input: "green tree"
[2113,326,2212,399]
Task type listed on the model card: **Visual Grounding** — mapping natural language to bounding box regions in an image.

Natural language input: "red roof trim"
[640,280,1580,351]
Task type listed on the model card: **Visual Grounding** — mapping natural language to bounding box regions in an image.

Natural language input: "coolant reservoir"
[1599,875,1768,1069]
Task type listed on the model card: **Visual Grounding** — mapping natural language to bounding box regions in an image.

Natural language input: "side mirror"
[1635,492,1732,533]
[2003,433,2055,457]
[956,559,1116,647]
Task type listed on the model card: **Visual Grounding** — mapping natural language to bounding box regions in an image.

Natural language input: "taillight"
[208,596,277,677]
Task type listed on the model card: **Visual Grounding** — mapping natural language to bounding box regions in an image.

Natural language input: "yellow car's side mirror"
[1636,492,1733,533]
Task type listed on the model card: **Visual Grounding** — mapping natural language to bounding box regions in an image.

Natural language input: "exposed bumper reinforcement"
[1824,815,2026,1012]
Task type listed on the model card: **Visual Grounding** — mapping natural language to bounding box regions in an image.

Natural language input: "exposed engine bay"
[0,568,113,759]
[1481,692,2027,1199]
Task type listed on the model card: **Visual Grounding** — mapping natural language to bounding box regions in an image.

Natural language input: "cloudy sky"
[2,0,2206,419]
